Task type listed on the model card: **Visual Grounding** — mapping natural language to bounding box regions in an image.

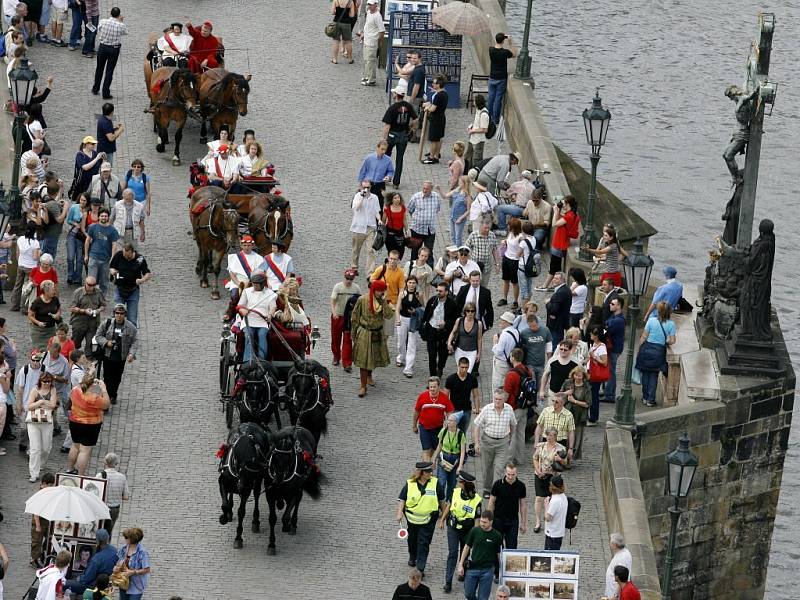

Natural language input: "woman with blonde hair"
[275,277,309,328]
[438,176,472,247]
[239,141,270,177]
[565,327,588,367]
[448,141,466,189]
[66,368,110,475]
[532,426,567,532]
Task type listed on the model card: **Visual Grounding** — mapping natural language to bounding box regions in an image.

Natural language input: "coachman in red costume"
[187,20,222,73]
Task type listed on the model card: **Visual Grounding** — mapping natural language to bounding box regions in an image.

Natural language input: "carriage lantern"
[310,326,321,349]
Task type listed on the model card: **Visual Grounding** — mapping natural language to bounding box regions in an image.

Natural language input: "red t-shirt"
[384,205,406,232]
[414,390,454,430]
[551,210,579,252]
[48,336,75,359]
[503,365,531,410]
[30,266,58,296]
[620,582,641,600]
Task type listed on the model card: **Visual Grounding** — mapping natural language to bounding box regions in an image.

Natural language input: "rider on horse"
[157,23,192,69]
[186,20,222,73]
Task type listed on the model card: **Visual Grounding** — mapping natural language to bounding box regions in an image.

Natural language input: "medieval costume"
[351,279,393,396]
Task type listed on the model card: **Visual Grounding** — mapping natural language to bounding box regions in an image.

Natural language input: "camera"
[552,449,568,471]
[467,443,476,457]
[557,201,564,210]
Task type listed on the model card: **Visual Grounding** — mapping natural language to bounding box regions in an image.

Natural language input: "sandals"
[534,524,542,533]
[330,59,338,64]
[358,386,366,398]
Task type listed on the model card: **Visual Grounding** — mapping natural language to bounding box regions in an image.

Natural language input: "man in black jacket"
[599,277,624,322]
[422,282,458,377]
[545,272,570,347]
[455,271,494,330]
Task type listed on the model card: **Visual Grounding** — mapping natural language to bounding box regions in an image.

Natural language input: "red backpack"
[566,211,581,240]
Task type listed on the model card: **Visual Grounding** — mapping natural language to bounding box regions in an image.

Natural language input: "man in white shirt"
[468,181,498,228]
[226,234,262,294]
[444,246,480,296]
[202,144,242,191]
[356,0,384,86]
[262,238,295,292]
[605,533,633,599]
[544,473,568,550]
[490,311,519,389]
[237,272,277,361]
[478,152,520,196]
[350,181,381,276]
[157,22,192,68]
[466,95,490,167]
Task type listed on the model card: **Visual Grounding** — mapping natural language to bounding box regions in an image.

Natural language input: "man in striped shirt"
[92,6,127,99]
[407,181,441,265]
[534,394,575,462]
[473,389,516,497]
[97,451,130,534]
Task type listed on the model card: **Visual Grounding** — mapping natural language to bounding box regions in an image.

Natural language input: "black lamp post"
[661,433,698,600]
[578,89,611,261]
[8,57,39,227]
[513,0,533,81]
[612,238,653,427]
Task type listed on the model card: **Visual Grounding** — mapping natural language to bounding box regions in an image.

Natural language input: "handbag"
[405,235,424,250]
[409,306,424,333]
[439,455,456,472]
[632,366,642,385]
[25,407,53,424]
[325,0,351,38]
[588,345,611,383]
[110,569,131,591]
[372,223,386,251]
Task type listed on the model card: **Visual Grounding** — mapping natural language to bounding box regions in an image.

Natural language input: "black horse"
[217,422,273,549]
[263,425,322,555]
[232,359,283,430]
[284,359,332,445]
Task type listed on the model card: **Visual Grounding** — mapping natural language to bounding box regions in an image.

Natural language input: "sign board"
[386,11,462,108]
[500,549,580,599]
[383,0,435,22]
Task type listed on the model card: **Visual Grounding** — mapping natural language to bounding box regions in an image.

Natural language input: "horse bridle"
[267,437,306,487]
[236,371,278,416]
[255,209,290,244]
[197,200,237,240]
[290,371,331,416]
[205,75,247,117]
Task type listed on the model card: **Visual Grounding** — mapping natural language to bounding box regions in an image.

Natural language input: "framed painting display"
[500,549,580,600]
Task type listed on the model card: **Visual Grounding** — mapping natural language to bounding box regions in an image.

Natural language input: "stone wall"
[636,368,794,600]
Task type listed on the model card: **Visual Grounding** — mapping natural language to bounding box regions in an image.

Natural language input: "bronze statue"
[716,219,775,341]
[722,85,759,187]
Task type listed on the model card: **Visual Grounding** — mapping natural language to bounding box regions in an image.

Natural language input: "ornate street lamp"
[0,184,11,239]
[578,89,611,261]
[8,57,38,226]
[661,433,698,600]
[513,0,534,81]
[612,238,653,427]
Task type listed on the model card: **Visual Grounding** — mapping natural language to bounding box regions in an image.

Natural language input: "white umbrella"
[25,485,111,523]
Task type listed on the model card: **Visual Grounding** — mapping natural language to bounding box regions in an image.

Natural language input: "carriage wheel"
[225,396,234,429]
[219,339,229,396]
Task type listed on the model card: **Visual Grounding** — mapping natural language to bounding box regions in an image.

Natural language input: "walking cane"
[417,110,429,163]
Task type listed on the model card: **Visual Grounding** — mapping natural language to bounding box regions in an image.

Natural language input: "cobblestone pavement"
[0,1,613,598]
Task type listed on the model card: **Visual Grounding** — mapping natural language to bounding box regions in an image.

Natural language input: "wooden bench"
[467,74,489,111]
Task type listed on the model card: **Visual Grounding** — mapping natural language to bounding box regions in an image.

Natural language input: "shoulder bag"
[588,343,611,383]
[25,406,53,424]
[372,221,386,251]
[325,0,352,38]
[110,556,131,591]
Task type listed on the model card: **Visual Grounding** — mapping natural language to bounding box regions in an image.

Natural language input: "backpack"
[513,366,537,409]
[566,212,580,240]
[565,495,581,529]
[522,239,538,278]
[482,109,497,140]
[126,169,148,187]
[504,328,524,366]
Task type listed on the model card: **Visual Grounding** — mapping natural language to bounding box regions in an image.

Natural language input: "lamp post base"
[513,53,532,81]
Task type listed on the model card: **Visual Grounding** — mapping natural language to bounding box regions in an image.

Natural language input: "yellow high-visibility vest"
[404,477,440,525]
[449,488,481,529]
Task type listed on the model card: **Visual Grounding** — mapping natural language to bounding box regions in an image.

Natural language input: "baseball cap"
[96,529,110,543]
[521,169,533,179]
[511,151,522,163]
[344,268,357,279]
[240,234,254,243]
[100,162,112,172]
[446,245,458,253]
[82,136,98,145]
[663,266,677,279]
[366,0,378,4]
[391,79,408,96]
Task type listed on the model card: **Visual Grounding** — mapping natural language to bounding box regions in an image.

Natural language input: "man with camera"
[350,181,381,276]
[444,247,480,296]
[109,242,151,328]
[69,276,106,353]
[94,303,137,405]
[356,140,394,208]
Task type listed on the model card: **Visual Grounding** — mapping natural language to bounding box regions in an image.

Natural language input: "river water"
[503,1,799,597]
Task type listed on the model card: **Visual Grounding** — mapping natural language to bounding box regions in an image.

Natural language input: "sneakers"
[404,371,413,378]
[645,400,657,407]
[497,299,508,306]
[65,468,78,475]
[421,157,439,165]
[360,80,376,86]
[443,583,452,593]
[511,302,519,310]
[29,475,38,483]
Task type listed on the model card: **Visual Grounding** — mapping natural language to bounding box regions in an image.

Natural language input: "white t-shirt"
[504,232,523,260]
[545,492,568,538]
[350,191,380,234]
[156,32,192,55]
[570,284,588,314]
[226,250,263,290]
[445,259,480,295]
[16,363,41,411]
[605,547,632,598]
[469,108,490,145]
[468,191,498,223]
[239,287,277,328]
[17,236,40,269]
[517,235,536,274]
[362,9,385,46]
[26,120,44,141]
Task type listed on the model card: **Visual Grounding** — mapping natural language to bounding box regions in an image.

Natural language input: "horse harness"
[220,429,270,479]
[290,371,332,417]
[235,369,277,416]
[203,75,246,118]
[150,70,194,111]
[266,433,313,487]
[194,198,235,239]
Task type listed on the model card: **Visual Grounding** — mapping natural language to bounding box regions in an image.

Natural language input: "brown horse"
[148,67,198,165]
[198,68,251,143]
[190,187,240,299]
[248,193,293,254]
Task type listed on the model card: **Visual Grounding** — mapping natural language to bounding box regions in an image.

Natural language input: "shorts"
[549,248,565,275]
[334,22,352,41]
[501,256,519,283]
[534,473,552,497]
[428,118,445,142]
[419,425,441,450]
[51,8,69,24]
[69,420,102,446]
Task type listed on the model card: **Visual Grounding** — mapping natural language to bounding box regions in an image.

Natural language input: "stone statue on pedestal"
[716,219,775,341]
[722,85,759,188]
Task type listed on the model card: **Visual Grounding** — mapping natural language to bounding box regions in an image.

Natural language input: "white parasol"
[25,485,110,523]
[431,1,491,36]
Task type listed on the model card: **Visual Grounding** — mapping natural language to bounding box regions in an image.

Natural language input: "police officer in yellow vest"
[396,461,447,578]
[440,470,482,593]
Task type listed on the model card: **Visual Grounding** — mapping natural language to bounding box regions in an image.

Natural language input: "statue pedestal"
[716,323,785,377]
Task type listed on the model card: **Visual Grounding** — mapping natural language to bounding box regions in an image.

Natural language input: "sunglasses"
[114,311,126,315]
[465,309,476,313]
[85,282,96,287]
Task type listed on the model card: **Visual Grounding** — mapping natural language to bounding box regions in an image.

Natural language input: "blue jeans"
[450,217,466,247]
[496,204,524,230]
[87,256,110,296]
[244,326,268,361]
[39,0,51,26]
[589,381,602,423]
[437,452,460,500]
[465,566,494,600]
[446,525,469,585]
[82,15,98,54]
[69,5,83,47]
[533,227,548,248]
[487,78,507,124]
[66,233,84,282]
[519,274,533,299]
[39,236,59,259]
[604,351,621,402]
[641,369,659,403]
[115,287,140,327]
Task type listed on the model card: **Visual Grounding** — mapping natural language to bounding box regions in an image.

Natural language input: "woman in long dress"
[351,279,393,397]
